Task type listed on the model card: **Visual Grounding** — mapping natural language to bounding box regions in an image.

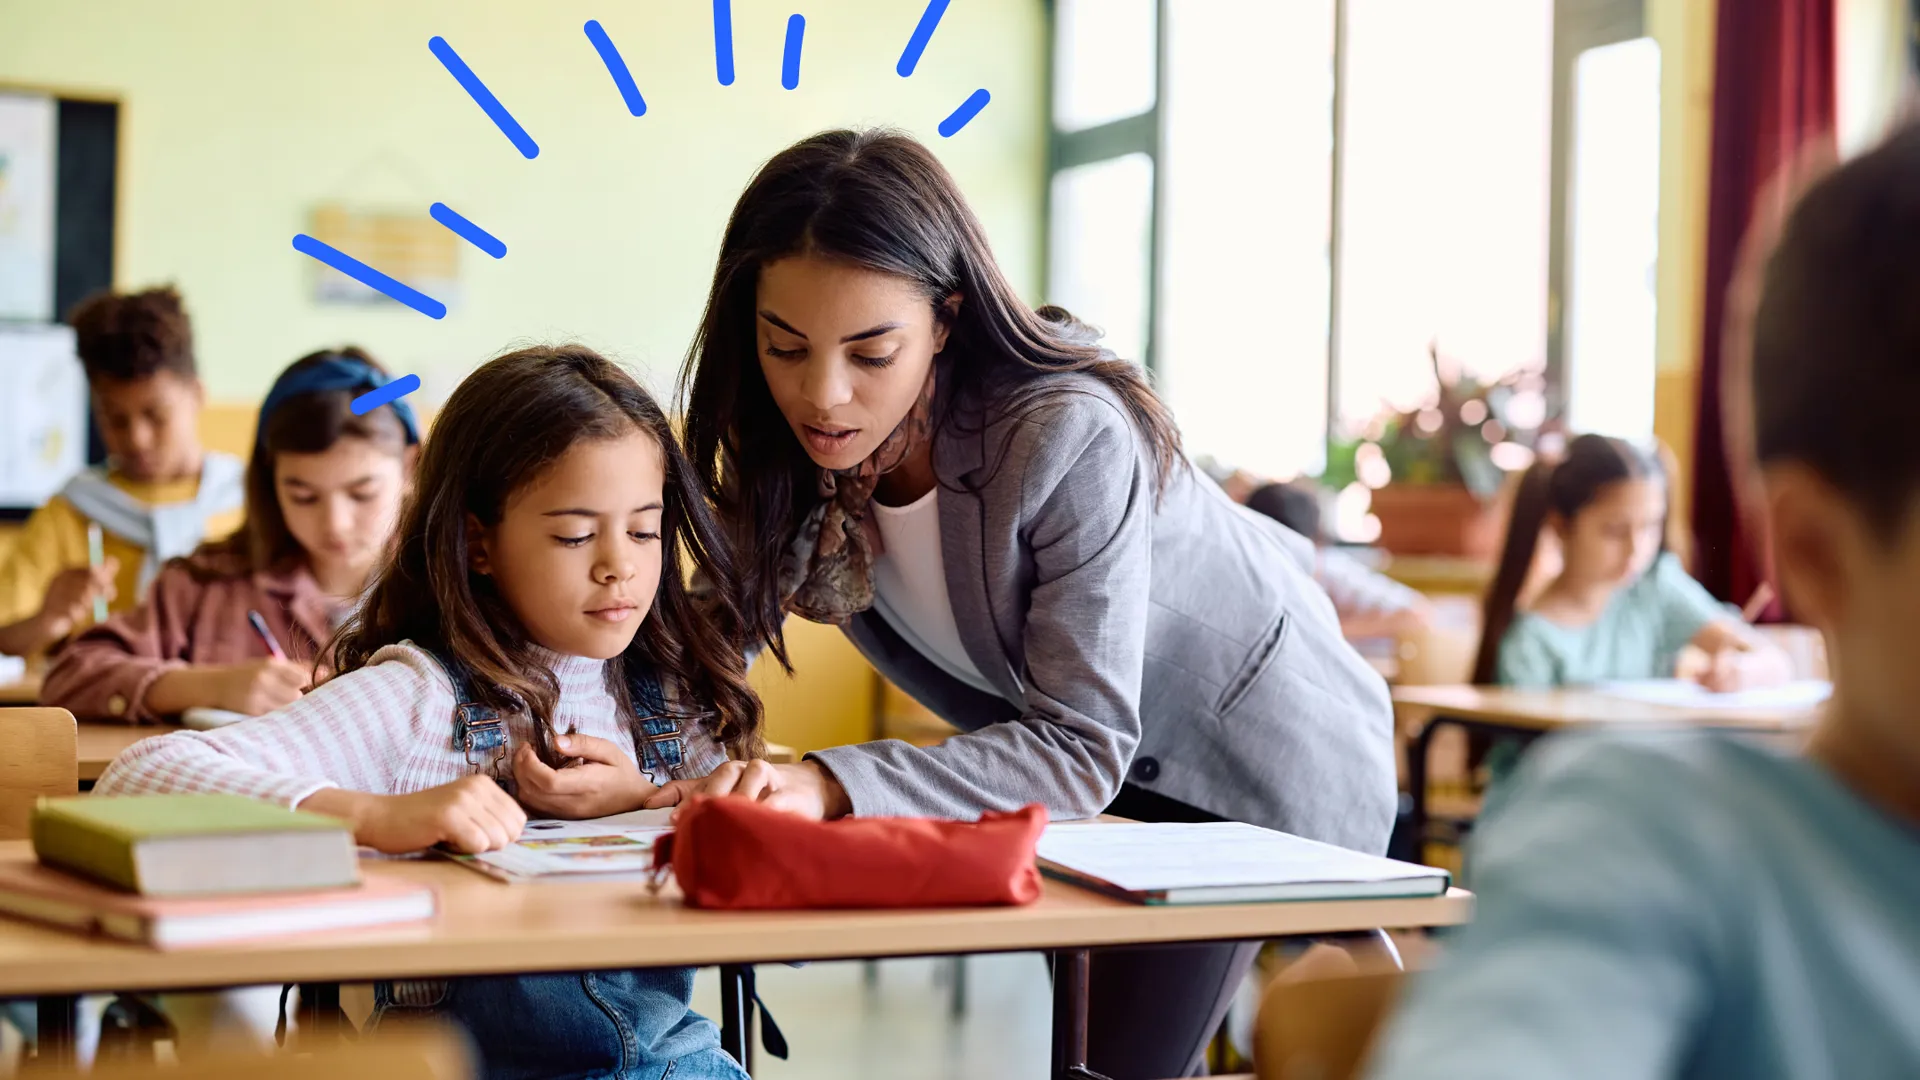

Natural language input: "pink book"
[0,856,436,950]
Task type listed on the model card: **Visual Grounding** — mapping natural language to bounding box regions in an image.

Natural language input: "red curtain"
[1690,0,1835,611]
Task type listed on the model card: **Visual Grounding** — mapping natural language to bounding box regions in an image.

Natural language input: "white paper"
[1593,678,1832,711]
[466,808,674,879]
[0,93,57,322]
[0,323,87,507]
[1036,822,1441,893]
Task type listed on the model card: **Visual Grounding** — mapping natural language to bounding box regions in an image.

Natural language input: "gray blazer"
[808,373,1397,854]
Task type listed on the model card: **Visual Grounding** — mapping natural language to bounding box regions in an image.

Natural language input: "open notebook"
[442,808,674,884]
[1593,679,1832,711]
[1037,822,1450,905]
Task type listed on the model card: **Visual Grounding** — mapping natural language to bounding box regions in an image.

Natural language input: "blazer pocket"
[1215,610,1290,717]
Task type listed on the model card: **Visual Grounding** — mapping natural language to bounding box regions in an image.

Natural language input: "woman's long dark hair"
[189,347,409,581]
[1471,434,1666,684]
[332,345,763,763]
[678,128,1184,667]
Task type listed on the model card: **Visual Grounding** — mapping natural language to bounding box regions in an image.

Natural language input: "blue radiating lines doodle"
[783,15,806,90]
[584,20,648,116]
[897,0,952,77]
[430,203,507,259]
[428,36,539,159]
[292,235,448,319]
[938,88,990,137]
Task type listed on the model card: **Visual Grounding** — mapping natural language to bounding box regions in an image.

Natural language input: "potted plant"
[1320,345,1560,559]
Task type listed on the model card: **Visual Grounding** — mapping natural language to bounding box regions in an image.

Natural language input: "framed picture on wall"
[0,323,86,507]
[0,91,58,322]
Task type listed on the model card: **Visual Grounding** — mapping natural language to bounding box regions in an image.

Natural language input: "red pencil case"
[653,798,1048,910]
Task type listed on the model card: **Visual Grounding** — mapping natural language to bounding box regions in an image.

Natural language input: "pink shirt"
[41,560,342,724]
[95,643,729,807]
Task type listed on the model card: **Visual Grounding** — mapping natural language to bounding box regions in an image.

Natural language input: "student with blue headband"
[44,347,419,727]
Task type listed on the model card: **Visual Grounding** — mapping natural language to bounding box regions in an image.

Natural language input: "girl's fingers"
[553,733,629,767]
[642,780,693,808]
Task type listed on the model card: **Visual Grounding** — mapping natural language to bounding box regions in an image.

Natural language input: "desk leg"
[35,995,77,1068]
[718,964,754,1075]
[1405,716,1443,862]
[1049,949,1113,1080]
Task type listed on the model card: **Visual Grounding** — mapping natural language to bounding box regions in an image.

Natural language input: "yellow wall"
[0,0,1047,402]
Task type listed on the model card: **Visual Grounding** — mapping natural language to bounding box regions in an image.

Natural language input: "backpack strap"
[417,644,512,792]
[625,662,692,783]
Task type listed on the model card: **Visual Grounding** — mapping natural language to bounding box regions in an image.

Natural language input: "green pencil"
[86,522,107,624]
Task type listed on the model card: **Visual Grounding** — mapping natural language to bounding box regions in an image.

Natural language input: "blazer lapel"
[933,396,1024,703]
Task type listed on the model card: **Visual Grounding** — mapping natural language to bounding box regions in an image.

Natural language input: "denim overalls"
[368,650,748,1080]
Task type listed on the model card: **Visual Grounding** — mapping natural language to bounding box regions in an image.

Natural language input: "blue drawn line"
[897,0,952,77]
[584,20,647,116]
[712,0,735,85]
[938,88,990,137]
[291,235,448,319]
[782,15,805,90]
[352,374,422,416]
[429,202,507,259]
[428,36,539,159]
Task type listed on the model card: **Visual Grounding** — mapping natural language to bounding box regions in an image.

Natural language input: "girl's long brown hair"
[190,347,409,580]
[331,345,763,763]
[678,128,1184,669]
[1470,434,1666,684]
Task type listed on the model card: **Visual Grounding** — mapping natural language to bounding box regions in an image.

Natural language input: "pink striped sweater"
[96,643,728,807]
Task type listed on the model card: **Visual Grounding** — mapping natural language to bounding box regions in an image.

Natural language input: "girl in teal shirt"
[1472,434,1787,690]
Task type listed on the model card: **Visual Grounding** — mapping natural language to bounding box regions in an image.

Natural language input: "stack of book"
[0,794,434,949]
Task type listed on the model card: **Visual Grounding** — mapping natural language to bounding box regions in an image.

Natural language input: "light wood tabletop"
[0,839,1471,998]
[0,674,42,706]
[1391,684,1821,733]
[71,724,798,784]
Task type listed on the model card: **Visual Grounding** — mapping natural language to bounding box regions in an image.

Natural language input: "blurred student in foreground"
[1244,480,1431,640]
[1364,126,1920,1079]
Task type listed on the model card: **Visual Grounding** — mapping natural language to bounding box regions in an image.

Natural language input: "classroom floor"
[693,955,1054,1080]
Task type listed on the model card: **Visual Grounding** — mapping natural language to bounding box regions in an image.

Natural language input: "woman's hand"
[512,733,657,819]
[643,759,852,821]
[1693,647,1792,693]
[301,776,527,854]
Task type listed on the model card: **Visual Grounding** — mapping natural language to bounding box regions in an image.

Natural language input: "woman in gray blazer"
[666,129,1395,1079]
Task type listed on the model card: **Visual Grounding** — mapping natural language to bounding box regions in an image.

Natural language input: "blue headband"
[257,355,421,448]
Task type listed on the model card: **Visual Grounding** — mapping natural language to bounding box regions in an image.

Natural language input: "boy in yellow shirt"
[0,286,243,656]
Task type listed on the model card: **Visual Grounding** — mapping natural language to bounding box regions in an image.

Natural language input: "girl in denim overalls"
[100,346,766,1080]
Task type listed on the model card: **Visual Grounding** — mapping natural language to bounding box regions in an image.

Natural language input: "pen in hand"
[246,609,288,659]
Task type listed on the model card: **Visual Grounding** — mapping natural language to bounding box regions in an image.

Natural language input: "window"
[1044,0,1658,492]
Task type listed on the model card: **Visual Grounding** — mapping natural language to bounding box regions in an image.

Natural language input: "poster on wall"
[0,92,58,322]
[0,324,87,508]
[306,203,459,309]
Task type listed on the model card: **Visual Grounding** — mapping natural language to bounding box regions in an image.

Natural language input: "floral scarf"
[779,368,937,625]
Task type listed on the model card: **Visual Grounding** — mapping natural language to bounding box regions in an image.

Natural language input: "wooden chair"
[0,706,78,840]
[30,1026,472,1079]
[1253,969,1405,1080]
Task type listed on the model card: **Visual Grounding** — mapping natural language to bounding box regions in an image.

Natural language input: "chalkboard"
[0,94,117,519]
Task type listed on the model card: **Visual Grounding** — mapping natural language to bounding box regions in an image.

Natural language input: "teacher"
[667,129,1394,1078]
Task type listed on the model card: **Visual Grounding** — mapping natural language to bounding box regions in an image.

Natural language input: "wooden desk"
[0,840,1469,1076]
[0,674,42,706]
[1393,684,1820,850]
[1391,684,1820,734]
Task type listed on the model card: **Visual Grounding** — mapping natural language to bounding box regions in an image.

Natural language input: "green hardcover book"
[31,794,359,897]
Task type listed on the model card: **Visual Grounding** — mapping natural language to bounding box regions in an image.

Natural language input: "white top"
[97,643,729,806]
[869,488,997,694]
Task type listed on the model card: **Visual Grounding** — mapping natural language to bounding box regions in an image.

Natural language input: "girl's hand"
[512,733,656,819]
[302,776,526,854]
[34,561,119,642]
[214,658,311,715]
[644,759,851,821]
[1694,647,1791,694]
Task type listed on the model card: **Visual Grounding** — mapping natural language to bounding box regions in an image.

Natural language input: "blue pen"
[247,610,287,659]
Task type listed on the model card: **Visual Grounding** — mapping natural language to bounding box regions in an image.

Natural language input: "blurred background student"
[1245,479,1432,640]
[0,287,242,658]
[42,349,418,724]
[1470,434,1787,690]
